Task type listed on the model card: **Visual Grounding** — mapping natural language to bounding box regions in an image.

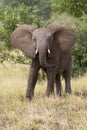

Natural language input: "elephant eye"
[48,36,53,43]
[32,38,37,47]
[33,38,36,41]
[33,37,37,43]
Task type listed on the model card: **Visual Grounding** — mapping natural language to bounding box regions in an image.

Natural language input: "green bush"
[72,15,87,76]
[0,3,44,49]
[0,45,10,63]
[0,45,30,64]
[52,0,87,17]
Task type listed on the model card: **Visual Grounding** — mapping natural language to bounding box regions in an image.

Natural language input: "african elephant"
[10,24,76,100]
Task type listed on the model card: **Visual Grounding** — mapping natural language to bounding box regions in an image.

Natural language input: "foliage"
[0,3,43,48]
[35,0,52,20]
[1,0,53,20]
[52,0,87,17]
[72,15,87,76]
[0,45,30,64]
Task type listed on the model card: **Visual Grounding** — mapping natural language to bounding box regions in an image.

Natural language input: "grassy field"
[0,61,87,130]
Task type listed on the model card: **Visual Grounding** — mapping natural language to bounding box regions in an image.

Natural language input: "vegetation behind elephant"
[10,23,76,100]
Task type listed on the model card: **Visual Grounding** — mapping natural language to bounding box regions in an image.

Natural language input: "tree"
[52,0,87,17]
[0,3,42,48]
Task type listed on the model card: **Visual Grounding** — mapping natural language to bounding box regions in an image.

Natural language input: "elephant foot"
[26,95,33,101]
[26,90,34,101]
[65,87,72,94]
[56,91,62,96]
[46,91,50,97]
[56,88,62,96]
[46,90,55,97]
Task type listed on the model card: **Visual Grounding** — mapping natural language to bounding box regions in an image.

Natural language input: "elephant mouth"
[36,48,55,68]
[35,48,51,55]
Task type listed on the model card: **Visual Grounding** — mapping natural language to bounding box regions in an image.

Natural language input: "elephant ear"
[48,24,76,51]
[10,24,37,59]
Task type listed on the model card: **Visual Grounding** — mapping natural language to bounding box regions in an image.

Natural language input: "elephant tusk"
[48,49,50,54]
[35,49,38,54]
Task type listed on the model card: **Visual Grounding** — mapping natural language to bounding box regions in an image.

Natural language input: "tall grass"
[0,62,87,130]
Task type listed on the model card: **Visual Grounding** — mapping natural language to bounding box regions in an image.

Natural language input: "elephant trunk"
[39,47,55,68]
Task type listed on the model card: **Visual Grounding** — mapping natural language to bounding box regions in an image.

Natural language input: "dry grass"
[0,61,87,130]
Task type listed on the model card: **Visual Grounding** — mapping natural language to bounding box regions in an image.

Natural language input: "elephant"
[10,24,76,100]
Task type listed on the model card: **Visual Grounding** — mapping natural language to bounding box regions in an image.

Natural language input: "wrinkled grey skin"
[10,24,76,100]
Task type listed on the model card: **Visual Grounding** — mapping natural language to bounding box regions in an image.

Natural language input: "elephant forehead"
[33,28,52,38]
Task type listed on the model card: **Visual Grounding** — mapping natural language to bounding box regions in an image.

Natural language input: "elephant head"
[10,24,75,68]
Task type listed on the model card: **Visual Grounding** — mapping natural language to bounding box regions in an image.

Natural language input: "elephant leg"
[63,68,72,94]
[46,70,56,97]
[55,74,62,96]
[26,61,40,100]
